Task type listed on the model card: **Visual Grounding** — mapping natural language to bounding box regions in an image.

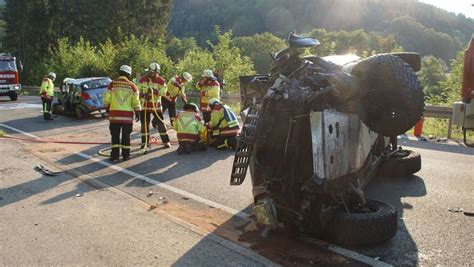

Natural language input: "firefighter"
[196,69,220,123]
[173,103,207,154]
[208,98,240,150]
[39,72,56,120]
[103,65,141,162]
[158,72,192,126]
[138,62,171,151]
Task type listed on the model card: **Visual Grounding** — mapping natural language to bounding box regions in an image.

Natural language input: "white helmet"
[119,65,132,76]
[48,72,56,80]
[208,98,221,108]
[202,69,214,78]
[149,62,160,73]
[182,72,193,82]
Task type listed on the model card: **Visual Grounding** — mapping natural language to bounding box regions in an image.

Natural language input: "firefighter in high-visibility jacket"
[103,65,141,162]
[161,72,193,126]
[39,72,56,120]
[173,103,207,154]
[208,98,240,150]
[196,69,220,123]
[138,62,171,151]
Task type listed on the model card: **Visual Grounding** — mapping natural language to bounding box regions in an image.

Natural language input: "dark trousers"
[41,97,53,120]
[161,98,177,125]
[202,111,211,123]
[178,141,207,154]
[109,123,133,159]
[141,110,170,146]
[213,135,238,150]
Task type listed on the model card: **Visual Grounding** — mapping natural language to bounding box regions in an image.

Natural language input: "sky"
[418,0,474,18]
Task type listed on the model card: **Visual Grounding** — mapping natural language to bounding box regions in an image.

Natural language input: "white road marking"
[0,122,393,266]
[76,152,249,219]
[0,103,42,111]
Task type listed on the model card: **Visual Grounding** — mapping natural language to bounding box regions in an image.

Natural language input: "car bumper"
[0,84,21,96]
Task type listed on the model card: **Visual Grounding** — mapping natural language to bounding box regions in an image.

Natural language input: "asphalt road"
[1,96,473,266]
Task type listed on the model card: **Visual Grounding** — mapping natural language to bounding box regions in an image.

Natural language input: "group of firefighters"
[39,63,241,162]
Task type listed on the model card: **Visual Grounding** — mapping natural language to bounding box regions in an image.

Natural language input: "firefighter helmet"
[202,69,214,78]
[208,98,221,108]
[182,72,193,82]
[47,72,56,80]
[119,65,132,76]
[149,62,160,73]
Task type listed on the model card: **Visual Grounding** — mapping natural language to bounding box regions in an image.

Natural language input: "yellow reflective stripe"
[159,132,168,136]
[122,145,131,149]
[109,116,133,121]
[111,144,121,148]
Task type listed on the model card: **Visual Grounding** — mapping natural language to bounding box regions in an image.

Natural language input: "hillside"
[169,0,474,61]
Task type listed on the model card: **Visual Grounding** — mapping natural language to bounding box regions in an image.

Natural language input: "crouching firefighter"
[138,62,171,152]
[208,98,240,150]
[103,65,141,162]
[39,72,56,120]
[161,72,193,126]
[174,103,207,154]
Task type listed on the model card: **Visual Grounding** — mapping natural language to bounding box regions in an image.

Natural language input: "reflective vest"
[39,77,54,98]
[138,75,167,112]
[103,76,141,124]
[173,111,203,142]
[196,79,220,112]
[166,76,187,102]
[210,104,240,137]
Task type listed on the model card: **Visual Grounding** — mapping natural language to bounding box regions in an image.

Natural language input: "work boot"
[177,144,185,155]
[109,157,119,163]
[140,144,150,154]
[163,142,172,148]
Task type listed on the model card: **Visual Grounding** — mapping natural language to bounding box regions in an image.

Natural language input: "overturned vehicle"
[231,33,424,245]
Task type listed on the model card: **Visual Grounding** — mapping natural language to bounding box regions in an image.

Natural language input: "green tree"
[441,51,465,104]
[166,37,198,62]
[175,48,216,84]
[233,32,286,74]
[208,29,255,92]
[418,56,447,103]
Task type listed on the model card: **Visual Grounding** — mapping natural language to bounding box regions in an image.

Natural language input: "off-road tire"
[352,54,424,136]
[9,92,18,101]
[325,199,398,246]
[378,150,421,177]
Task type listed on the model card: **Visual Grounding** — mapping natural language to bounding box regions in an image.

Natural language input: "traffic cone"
[414,117,424,137]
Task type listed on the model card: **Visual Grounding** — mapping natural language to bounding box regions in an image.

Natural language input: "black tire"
[352,54,424,136]
[378,150,421,178]
[9,92,18,101]
[325,199,398,246]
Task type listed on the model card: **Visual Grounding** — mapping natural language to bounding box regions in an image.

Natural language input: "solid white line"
[1,122,247,218]
[76,152,249,219]
[0,123,42,139]
[2,122,392,266]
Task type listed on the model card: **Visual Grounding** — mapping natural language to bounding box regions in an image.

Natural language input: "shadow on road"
[359,174,427,265]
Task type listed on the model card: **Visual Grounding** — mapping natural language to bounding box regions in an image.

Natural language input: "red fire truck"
[0,54,22,101]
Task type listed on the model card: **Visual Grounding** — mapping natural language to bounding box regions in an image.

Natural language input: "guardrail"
[423,105,454,139]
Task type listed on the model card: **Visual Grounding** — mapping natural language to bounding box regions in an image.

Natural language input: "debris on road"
[463,211,474,217]
[75,193,84,198]
[147,190,154,197]
[148,205,157,211]
[34,164,61,176]
[448,207,463,213]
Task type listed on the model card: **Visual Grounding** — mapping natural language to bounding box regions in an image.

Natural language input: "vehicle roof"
[71,77,111,84]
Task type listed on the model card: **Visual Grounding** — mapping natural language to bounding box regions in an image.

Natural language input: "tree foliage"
[170,0,473,61]
[2,0,171,83]
[418,56,447,103]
